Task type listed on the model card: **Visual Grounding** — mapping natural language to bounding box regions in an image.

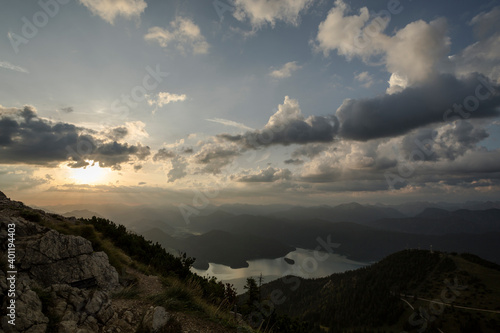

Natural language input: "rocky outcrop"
[0,194,175,333]
[2,215,119,291]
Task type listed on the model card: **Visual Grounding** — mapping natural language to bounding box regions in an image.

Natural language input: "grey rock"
[143,306,170,333]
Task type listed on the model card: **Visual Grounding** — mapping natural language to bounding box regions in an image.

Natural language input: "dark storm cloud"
[218,96,339,148]
[218,114,339,148]
[337,74,500,141]
[218,74,499,152]
[0,106,150,168]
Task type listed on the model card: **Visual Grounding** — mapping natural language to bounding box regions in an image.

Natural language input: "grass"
[148,276,255,331]
[20,209,42,222]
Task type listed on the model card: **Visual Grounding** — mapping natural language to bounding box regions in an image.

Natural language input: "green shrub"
[20,209,42,222]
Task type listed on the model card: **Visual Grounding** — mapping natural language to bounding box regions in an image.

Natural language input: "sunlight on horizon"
[68,161,111,185]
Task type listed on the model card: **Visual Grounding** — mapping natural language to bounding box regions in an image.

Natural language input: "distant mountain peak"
[336,202,364,209]
[416,207,452,219]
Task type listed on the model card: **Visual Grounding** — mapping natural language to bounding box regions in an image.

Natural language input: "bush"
[20,209,42,222]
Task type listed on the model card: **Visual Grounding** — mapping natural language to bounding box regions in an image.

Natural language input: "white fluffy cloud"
[147,92,187,114]
[144,17,209,54]
[79,0,147,24]
[269,61,302,79]
[233,0,314,28]
[314,0,450,93]
[354,71,374,88]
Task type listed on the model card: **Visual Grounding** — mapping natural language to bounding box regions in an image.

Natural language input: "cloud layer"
[0,106,150,170]
[145,17,209,54]
[336,74,500,141]
[79,0,147,24]
[219,96,339,147]
[314,0,450,93]
[233,0,313,28]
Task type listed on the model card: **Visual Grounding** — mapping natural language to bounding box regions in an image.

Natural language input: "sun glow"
[69,161,110,185]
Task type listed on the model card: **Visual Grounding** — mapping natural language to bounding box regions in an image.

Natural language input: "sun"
[69,161,110,185]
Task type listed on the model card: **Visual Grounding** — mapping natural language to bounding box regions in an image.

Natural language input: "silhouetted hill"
[62,209,105,219]
[183,211,500,265]
[252,250,500,332]
[371,208,500,235]
[218,203,293,215]
[128,218,177,235]
[270,202,406,224]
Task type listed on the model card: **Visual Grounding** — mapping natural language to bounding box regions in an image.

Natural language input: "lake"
[191,248,370,294]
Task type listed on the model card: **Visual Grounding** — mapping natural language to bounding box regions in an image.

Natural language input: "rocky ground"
[0,191,241,333]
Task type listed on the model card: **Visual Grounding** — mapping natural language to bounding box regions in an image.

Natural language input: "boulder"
[143,306,170,333]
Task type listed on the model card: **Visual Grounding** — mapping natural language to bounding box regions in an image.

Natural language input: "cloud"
[400,121,489,162]
[314,0,374,58]
[167,156,188,182]
[0,167,49,191]
[0,60,29,73]
[60,107,74,113]
[192,142,241,174]
[153,148,177,161]
[314,1,450,93]
[295,119,497,193]
[291,143,330,159]
[336,74,500,141]
[469,6,500,39]
[144,17,209,54]
[232,0,314,28]
[236,166,292,182]
[269,61,302,79]
[87,141,150,170]
[206,118,254,131]
[218,96,339,148]
[0,105,150,169]
[79,0,147,24]
[284,158,304,165]
[449,7,500,83]
[147,92,187,114]
[104,121,148,141]
[106,126,128,141]
[354,71,374,88]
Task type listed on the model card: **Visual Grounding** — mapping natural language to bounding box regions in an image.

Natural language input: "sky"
[1,0,500,208]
